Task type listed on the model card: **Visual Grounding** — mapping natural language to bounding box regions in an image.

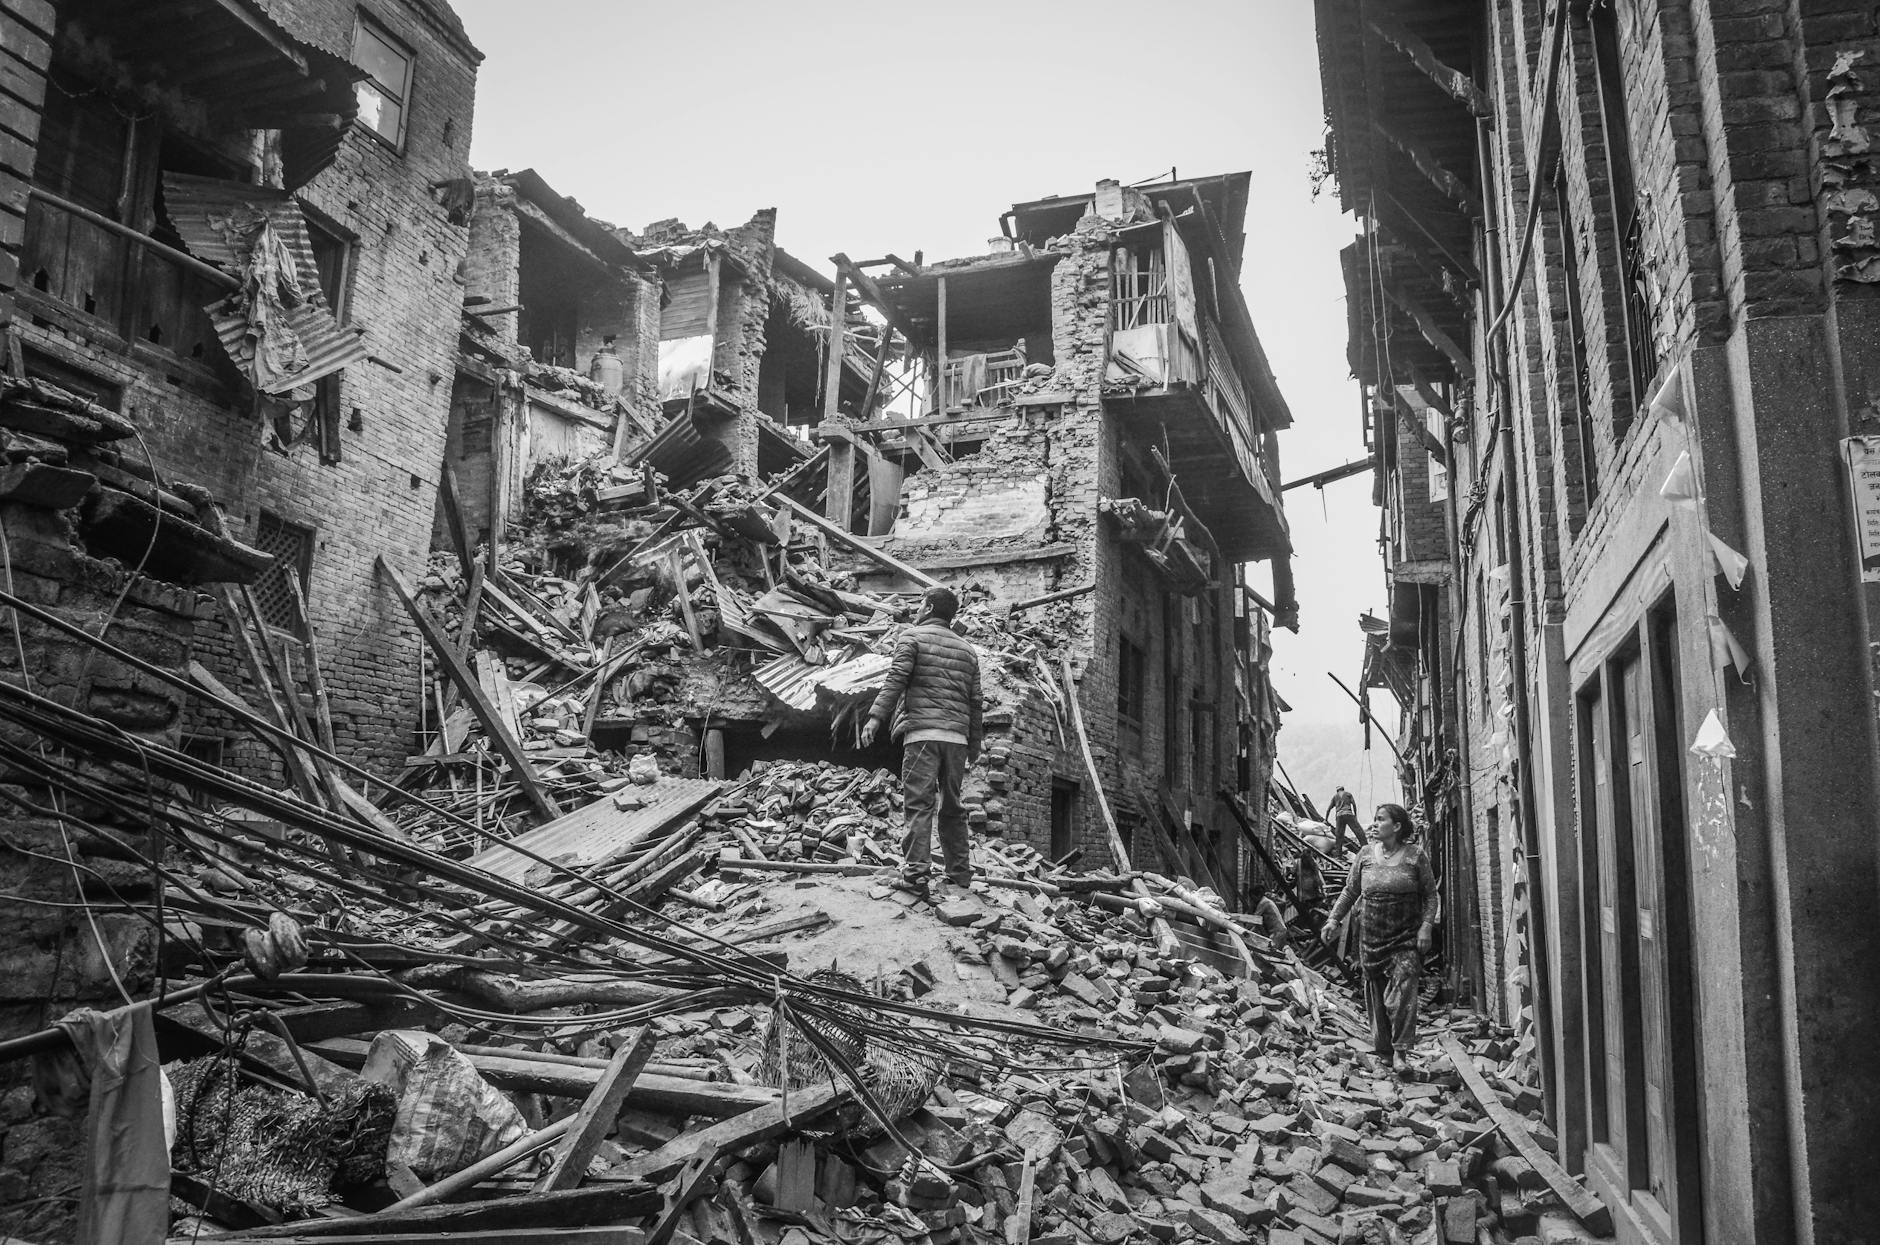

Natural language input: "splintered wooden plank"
[477,651,524,743]
[1437,1033,1613,1235]
[612,1080,851,1185]
[536,1027,657,1192]
[466,776,720,884]
[379,557,561,821]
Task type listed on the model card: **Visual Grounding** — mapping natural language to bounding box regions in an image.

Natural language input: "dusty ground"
[700,873,1037,1026]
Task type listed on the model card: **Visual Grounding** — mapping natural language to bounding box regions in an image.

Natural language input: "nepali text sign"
[1842,435,1880,582]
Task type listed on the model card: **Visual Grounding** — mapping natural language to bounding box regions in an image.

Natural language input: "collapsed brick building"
[1316,0,1880,1240]
[436,172,1301,900]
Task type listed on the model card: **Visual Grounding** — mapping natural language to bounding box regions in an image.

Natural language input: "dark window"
[1050,779,1079,861]
[1117,636,1146,728]
[1189,700,1213,792]
[352,14,414,148]
[304,215,353,462]
[1587,0,1656,432]
[252,512,315,634]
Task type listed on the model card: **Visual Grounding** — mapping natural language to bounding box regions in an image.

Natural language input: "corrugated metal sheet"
[754,654,820,711]
[161,173,369,394]
[753,651,891,712]
[815,653,891,697]
[631,410,734,485]
[467,777,723,884]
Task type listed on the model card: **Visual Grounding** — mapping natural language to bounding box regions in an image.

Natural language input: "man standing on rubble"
[861,586,983,897]
[1328,785,1363,853]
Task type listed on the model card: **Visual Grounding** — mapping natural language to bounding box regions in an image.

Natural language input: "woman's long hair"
[1375,802,1417,843]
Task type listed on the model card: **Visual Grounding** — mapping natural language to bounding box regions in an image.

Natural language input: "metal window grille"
[252,513,314,634]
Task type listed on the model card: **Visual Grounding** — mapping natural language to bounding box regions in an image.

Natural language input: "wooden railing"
[21,190,222,362]
[939,347,1027,411]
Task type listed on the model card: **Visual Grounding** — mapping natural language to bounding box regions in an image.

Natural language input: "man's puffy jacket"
[868,622,982,749]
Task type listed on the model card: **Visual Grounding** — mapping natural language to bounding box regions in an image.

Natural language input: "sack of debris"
[359,1030,530,1180]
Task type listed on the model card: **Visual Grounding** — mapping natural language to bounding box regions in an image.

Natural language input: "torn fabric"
[161,173,368,395]
[54,1004,168,1245]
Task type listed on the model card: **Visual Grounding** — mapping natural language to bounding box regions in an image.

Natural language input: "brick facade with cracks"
[1324,0,1880,1239]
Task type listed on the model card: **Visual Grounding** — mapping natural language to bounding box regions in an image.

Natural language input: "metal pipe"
[26,186,239,292]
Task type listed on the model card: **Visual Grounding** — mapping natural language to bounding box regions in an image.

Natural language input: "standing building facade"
[1317,1,1880,1241]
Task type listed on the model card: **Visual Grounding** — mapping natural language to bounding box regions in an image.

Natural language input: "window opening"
[1050,780,1080,862]
[353,14,414,148]
[251,512,315,635]
[1588,0,1655,431]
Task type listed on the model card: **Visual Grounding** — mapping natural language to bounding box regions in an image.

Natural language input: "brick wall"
[185,0,481,776]
[0,0,52,337]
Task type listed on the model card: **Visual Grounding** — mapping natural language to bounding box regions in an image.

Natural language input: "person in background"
[1249,884,1289,950]
[1295,850,1325,916]
[1328,785,1363,853]
[861,586,983,898]
[1319,803,1439,1076]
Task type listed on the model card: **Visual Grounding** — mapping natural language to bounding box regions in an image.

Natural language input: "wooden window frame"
[352,11,415,152]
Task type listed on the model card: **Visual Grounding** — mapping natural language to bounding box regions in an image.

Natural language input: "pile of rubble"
[0,403,1608,1245]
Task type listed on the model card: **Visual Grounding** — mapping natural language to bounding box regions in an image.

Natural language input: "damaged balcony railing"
[938,347,1026,412]
[21,187,229,362]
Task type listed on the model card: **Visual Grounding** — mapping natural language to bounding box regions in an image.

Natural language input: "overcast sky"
[450,0,1393,786]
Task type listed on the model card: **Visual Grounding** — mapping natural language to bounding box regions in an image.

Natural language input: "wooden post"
[535,1027,656,1192]
[1056,653,1181,959]
[703,252,723,373]
[209,585,324,808]
[934,274,948,414]
[822,270,853,526]
[379,557,561,821]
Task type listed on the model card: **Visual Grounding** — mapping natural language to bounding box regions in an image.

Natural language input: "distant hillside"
[1274,716,1406,816]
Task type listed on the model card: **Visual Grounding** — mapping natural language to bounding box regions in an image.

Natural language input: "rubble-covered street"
[4,0,1880,1242]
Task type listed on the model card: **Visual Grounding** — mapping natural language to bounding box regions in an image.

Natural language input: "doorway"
[1574,599,1704,1242]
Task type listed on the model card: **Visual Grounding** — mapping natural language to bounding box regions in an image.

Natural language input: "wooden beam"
[1380,196,1479,283]
[228,1186,662,1240]
[536,1028,656,1191]
[378,558,561,821]
[1370,119,1475,213]
[773,494,941,590]
[1364,9,1493,117]
[934,275,948,412]
[612,1080,851,1184]
[1391,388,1450,465]
[829,408,1021,436]
[822,269,854,525]
[643,1148,723,1245]
[1384,283,1472,374]
[438,463,477,580]
[1438,1033,1615,1236]
[1056,654,1181,960]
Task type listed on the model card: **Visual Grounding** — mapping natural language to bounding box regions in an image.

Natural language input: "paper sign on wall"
[1841,436,1880,582]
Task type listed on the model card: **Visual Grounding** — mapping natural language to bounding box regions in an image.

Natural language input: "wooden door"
[1577,609,1703,1243]
[1623,656,1675,1206]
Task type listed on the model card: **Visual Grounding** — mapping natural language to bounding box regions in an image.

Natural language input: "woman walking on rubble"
[1319,803,1439,1077]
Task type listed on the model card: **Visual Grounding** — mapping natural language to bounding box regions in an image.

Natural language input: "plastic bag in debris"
[359,1030,529,1180]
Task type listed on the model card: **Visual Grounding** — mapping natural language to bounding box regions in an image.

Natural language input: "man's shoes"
[935,880,975,902]
[892,874,931,898]
[1391,1053,1411,1078]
